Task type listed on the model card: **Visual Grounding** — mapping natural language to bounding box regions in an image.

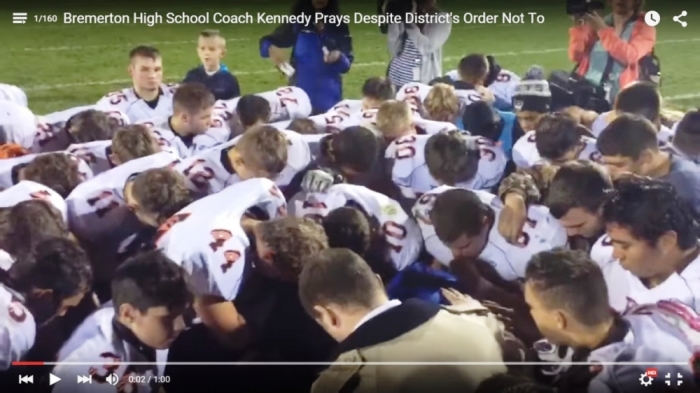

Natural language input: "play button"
[49,374,61,386]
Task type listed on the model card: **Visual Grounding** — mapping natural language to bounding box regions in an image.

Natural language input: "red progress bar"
[12,361,45,366]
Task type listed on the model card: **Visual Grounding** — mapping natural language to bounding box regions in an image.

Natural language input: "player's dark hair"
[111,125,159,163]
[131,168,193,226]
[258,216,329,276]
[287,118,318,134]
[429,188,491,244]
[425,132,480,185]
[458,54,489,84]
[602,176,700,250]
[3,200,70,258]
[9,237,92,300]
[534,112,581,162]
[596,114,659,160]
[65,110,116,144]
[291,0,340,18]
[236,95,271,128]
[525,248,610,326]
[546,161,612,219]
[672,110,700,156]
[22,153,83,198]
[112,249,192,313]
[320,126,379,173]
[614,82,661,124]
[173,82,215,114]
[235,125,288,176]
[129,45,161,60]
[298,248,383,316]
[362,77,395,102]
[322,207,372,256]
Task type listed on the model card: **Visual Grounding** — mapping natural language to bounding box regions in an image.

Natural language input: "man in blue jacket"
[259,5,353,114]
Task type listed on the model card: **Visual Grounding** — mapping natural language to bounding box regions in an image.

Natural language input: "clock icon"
[645,10,661,27]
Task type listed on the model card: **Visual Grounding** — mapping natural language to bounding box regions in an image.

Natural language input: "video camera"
[566,0,605,16]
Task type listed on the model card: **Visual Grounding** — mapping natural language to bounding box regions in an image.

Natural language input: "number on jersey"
[183,159,215,189]
[87,190,120,218]
[393,136,417,159]
[276,87,298,107]
[107,91,128,105]
[208,229,242,273]
[382,221,407,253]
[29,190,52,201]
[515,218,537,247]
[475,137,496,161]
[154,213,191,244]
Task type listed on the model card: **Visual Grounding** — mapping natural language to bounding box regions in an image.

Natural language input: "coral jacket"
[569,13,656,89]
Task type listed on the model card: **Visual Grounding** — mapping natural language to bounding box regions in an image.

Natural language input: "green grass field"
[1,1,698,114]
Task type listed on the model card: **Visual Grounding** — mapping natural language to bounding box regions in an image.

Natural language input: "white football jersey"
[0,152,93,191]
[156,178,286,299]
[395,82,432,107]
[0,99,37,150]
[413,117,458,135]
[0,84,27,107]
[385,134,507,198]
[327,99,363,115]
[294,184,422,271]
[512,131,601,169]
[0,180,67,222]
[174,129,311,195]
[0,284,36,371]
[66,151,180,242]
[588,300,700,392]
[33,106,129,154]
[66,140,115,176]
[488,70,520,107]
[95,84,176,123]
[138,115,230,156]
[412,185,568,279]
[214,86,312,123]
[592,111,675,147]
[594,235,700,312]
[53,306,167,393]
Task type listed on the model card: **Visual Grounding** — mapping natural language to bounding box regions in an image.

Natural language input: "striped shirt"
[388,37,421,89]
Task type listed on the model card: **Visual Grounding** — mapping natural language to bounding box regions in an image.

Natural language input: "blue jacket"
[260,21,353,113]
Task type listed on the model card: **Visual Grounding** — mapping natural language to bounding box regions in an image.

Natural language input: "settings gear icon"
[639,372,654,386]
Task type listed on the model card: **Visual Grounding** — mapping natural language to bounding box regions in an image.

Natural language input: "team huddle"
[2,43,700,392]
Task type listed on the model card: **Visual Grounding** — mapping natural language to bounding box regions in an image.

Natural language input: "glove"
[301,168,343,193]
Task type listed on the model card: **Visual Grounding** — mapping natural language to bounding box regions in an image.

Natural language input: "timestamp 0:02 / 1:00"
[128,375,171,384]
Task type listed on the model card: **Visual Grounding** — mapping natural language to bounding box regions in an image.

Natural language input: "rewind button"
[18,375,33,384]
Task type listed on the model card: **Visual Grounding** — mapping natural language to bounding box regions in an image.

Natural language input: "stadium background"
[1,0,698,114]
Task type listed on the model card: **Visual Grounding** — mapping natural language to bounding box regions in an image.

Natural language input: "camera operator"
[383,0,451,88]
[569,0,656,102]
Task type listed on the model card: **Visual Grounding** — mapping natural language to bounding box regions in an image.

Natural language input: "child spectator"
[183,30,240,100]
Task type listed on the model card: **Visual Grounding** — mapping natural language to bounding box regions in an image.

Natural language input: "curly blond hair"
[258,216,329,276]
[424,83,459,122]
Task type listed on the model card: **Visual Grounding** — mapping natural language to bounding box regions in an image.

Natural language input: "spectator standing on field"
[259,0,353,114]
[183,30,241,100]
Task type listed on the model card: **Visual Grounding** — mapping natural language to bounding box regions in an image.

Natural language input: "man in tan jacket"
[298,248,508,393]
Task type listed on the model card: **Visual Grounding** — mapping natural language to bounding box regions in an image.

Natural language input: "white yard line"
[22,37,700,102]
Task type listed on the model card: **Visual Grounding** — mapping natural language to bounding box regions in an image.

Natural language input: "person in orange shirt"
[569,0,656,101]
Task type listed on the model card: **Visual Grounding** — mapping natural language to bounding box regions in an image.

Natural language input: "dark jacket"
[259,22,353,113]
[183,66,240,101]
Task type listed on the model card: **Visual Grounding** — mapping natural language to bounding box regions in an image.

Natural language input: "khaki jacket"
[311,299,507,393]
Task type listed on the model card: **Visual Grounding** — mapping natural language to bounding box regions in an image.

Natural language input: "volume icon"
[106,373,118,386]
[12,12,27,24]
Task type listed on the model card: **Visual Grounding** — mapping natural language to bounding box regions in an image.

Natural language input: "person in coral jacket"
[568,0,656,101]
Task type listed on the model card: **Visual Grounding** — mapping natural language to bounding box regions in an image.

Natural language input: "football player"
[416,187,567,281]
[450,54,494,108]
[294,183,422,273]
[235,94,271,132]
[96,46,176,122]
[156,178,326,346]
[0,180,67,223]
[0,152,92,197]
[0,237,92,370]
[214,86,311,123]
[172,125,307,197]
[421,83,460,123]
[671,109,700,164]
[139,83,230,156]
[67,124,162,176]
[598,177,700,312]
[385,131,505,199]
[524,249,700,391]
[52,250,191,393]
[0,200,72,262]
[447,56,519,111]
[512,112,600,169]
[33,108,126,154]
